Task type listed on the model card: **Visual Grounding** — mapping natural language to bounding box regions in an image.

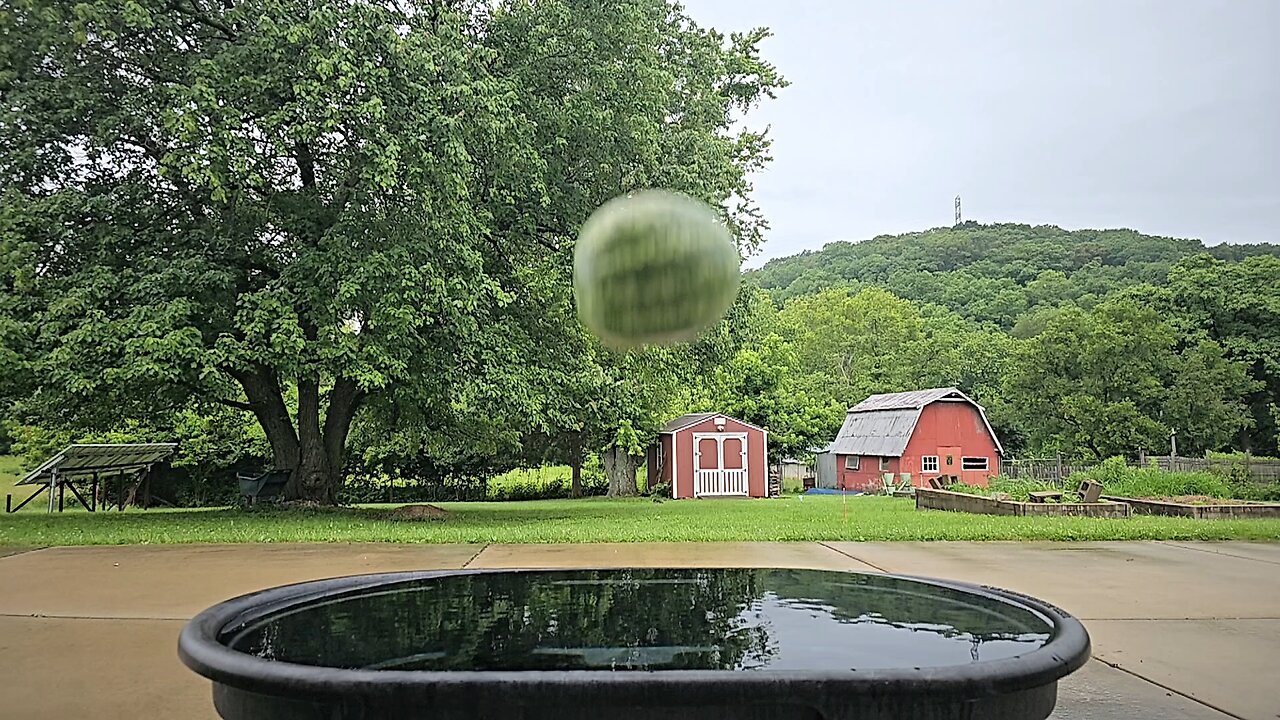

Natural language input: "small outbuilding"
[647,413,770,499]
[817,388,1003,492]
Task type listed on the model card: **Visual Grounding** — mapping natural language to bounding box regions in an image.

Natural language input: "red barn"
[824,388,1003,492]
[647,413,770,499]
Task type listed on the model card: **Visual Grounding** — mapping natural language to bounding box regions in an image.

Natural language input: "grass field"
[3,494,1279,546]
[1,454,25,505]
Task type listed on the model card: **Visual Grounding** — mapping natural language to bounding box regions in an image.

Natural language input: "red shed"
[646,413,770,499]
[824,388,1003,492]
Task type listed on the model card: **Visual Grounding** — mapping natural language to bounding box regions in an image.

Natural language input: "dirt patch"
[386,504,449,521]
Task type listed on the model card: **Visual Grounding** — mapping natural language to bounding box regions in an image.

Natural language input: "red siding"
[835,455,901,492]
[668,416,768,499]
[900,402,1000,487]
[834,402,999,492]
[644,434,676,493]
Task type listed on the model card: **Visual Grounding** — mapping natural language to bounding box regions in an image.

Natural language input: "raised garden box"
[916,488,1131,519]
[1102,496,1280,520]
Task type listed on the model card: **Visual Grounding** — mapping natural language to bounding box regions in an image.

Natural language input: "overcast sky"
[680,0,1280,267]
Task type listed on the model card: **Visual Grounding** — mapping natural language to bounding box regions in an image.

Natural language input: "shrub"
[946,478,1081,503]
[1069,457,1232,499]
[646,481,672,498]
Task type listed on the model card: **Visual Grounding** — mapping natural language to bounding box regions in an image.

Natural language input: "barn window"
[879,457,891,472]
[844,455,860,470]
[962,457,989,471]
[922,456,939,473]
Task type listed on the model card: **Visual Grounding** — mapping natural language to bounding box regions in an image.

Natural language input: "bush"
[646,481,672,498]
[1069,457,1232,499]
[946,477,1081,503]
[337,470,608,504]
[1229,482,1280,502]
[338,475,489,504]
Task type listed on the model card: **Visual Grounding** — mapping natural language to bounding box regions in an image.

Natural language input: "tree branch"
[214,397,255,412]
[166,0,237,41]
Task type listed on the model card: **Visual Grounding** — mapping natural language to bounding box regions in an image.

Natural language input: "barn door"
[937,446,961,485]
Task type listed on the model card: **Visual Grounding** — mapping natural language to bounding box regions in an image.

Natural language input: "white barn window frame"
[961,456,989,471]
[844,455,860,471]
[922,455,940,473]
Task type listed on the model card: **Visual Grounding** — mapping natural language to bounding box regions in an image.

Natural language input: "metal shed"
[7,443,178,513]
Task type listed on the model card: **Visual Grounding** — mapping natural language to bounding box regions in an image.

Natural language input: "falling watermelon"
[573,189,741,350]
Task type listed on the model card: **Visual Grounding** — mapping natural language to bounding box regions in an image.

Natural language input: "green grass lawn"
[1,454,30,509]
[2,495,1278,546]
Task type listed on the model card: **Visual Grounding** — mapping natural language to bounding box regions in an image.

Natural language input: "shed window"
[962,457,989,471]
[844,455,860,471]
[879,457,891,472]
[921,456,939,473]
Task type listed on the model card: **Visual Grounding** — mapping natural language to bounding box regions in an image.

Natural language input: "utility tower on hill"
[954,195,962,225]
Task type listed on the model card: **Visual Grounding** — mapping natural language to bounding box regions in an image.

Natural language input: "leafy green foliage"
[752,224,1280,327]
[946,478,1082,503]
[0,0,783,502]
[1070,457,1234,499]
[1004,297,1255,459]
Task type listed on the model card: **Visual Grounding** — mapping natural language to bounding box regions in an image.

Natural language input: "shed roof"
[19,443,178,486]
[826,387,1004,457]
[660,413,718,434]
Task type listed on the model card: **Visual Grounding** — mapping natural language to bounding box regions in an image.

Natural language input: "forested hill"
[749,223,1280,329]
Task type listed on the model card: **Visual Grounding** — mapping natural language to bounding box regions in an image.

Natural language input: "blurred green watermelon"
[573,190,741,350]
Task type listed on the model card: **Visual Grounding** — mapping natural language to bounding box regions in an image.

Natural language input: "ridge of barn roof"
[849,387,975,413]
[825,387,1005,457]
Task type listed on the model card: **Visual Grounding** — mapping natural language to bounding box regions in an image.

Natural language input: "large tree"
[1167,254,1280,453]
[1004,298,1256,459]
[0,0,782,501]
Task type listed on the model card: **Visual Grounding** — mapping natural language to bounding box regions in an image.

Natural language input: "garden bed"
[1101,495,1280,519]
[917,488,1131,518]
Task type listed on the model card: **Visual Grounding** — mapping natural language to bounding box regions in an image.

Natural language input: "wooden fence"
[1003,455,1280,484]
[1003,458,1096,485]
[1145,455,1280,483]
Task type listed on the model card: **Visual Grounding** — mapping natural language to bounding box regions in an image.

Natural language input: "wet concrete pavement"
[0,540,1276,719]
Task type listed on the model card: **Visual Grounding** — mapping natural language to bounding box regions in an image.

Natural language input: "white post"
[47,468,57,513]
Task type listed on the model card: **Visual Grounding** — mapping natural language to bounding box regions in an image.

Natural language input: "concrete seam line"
[1091,658,1248,720]
[0,546,52,561]
[816,541,889,572]
[1156,541,1280,567]
[461,544,488,568]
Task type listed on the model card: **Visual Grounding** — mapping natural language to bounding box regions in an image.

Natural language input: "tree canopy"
[0,0,783,501]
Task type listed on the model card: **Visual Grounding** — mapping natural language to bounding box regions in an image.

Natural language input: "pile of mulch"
[385,504,449,521]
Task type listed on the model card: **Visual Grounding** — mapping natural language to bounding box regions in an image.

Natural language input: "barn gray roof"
[824,387,1004,457]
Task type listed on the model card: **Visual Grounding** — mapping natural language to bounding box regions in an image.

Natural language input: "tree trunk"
[569,434,583,498]
[293,376,333,502]
[603,446,638,497]
[231,366,363,505]
[230,368,299,471]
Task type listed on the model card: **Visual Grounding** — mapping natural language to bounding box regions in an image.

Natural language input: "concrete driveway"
[0,540,1276,719]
